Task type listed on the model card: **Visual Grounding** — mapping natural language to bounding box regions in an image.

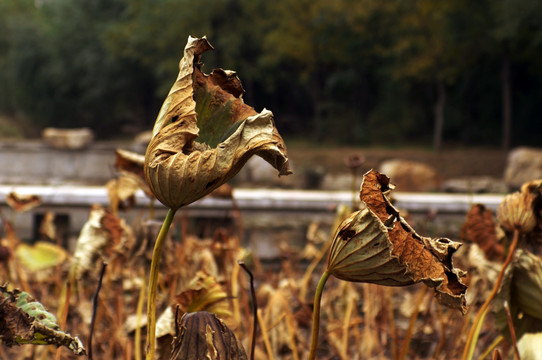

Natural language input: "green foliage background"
[0,0,541,147]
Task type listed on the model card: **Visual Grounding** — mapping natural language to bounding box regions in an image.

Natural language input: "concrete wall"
[0,140,143,185]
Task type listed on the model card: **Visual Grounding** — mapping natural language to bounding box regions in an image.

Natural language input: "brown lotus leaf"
[144,36,291,210]
[328,169,467,313]
[5,192,41,213]
[460,204,504,261]
[170,311,247,360]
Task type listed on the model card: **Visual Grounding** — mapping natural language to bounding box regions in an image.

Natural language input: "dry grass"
[0,200,511,360]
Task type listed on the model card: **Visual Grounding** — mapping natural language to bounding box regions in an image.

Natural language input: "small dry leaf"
[5,192,41,212]
[262,287,298,357]
[174,271,231,318]
[39,212,56,241]
[144,36,291,210]
[521,179,542,243]
[170,311,247,360]
[155,306,175,338]
[106,175,139,212]
[116,149,145,178]
[460,204,504,261]
[327,170,467,313]
[72,205,132,277]
[115,149,154,198]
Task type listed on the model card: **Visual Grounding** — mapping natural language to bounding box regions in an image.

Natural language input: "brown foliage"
[461,204,504,261]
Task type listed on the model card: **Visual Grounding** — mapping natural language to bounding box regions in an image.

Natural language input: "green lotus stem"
[146,208,176,360]
[308,270,331,360]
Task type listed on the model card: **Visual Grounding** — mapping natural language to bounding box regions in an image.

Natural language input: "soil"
[286,145,508,180]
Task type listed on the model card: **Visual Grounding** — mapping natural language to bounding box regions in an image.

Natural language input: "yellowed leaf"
[15,241,68,271]
[175,271,231,318]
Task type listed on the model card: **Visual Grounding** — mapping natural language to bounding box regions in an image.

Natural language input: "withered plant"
[3,35,542,360]
[142,35,291,359]
[308,170,468,360]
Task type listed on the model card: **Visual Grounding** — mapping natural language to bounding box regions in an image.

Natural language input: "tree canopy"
[1,0,541,148]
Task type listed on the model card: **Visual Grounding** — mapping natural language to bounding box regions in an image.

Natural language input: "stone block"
[504,147,542,190]
[379,159,439,192]
[42,128,94,150]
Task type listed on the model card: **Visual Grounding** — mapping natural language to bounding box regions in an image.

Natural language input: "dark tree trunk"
[310,76,325,142]
[501,55,512,150]
[433,80,445,152]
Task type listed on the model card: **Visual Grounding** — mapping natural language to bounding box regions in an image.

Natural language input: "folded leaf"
[170,311,247,360]
[327,170,467,313]
[0,286,85,355]
[145,36,291,210]
[494,249,542,339]
[175,271,231,318]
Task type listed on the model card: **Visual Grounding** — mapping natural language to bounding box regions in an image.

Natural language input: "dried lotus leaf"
[170,311,247,360]
[144,36,290,210]
[497,192,537,233]
[328,169,468,313]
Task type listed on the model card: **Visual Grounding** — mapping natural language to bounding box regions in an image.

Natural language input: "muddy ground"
[287,145,507,179]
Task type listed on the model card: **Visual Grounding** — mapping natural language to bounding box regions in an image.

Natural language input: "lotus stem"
[238,261,257,360]
[135,269,146,360]
[146,208,176,360]
[309,270,331,360]
[462,229,519,360]
[503,301,521,360]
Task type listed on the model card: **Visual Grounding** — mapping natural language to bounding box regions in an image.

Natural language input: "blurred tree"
[262,0,383,143]
[0,0,541,146]
[491,0,542,149]
[382,0,483,151]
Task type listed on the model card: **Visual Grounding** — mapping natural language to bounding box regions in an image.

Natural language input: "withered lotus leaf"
[6,192,41,213]
[460,204,504,261]
[0,285,85,355]
[497,191,537,234]
[170,311,247,360]
[328,170,467,313]
[72,205,131,277]
[145,36,291,210]
[174,271,231,318]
